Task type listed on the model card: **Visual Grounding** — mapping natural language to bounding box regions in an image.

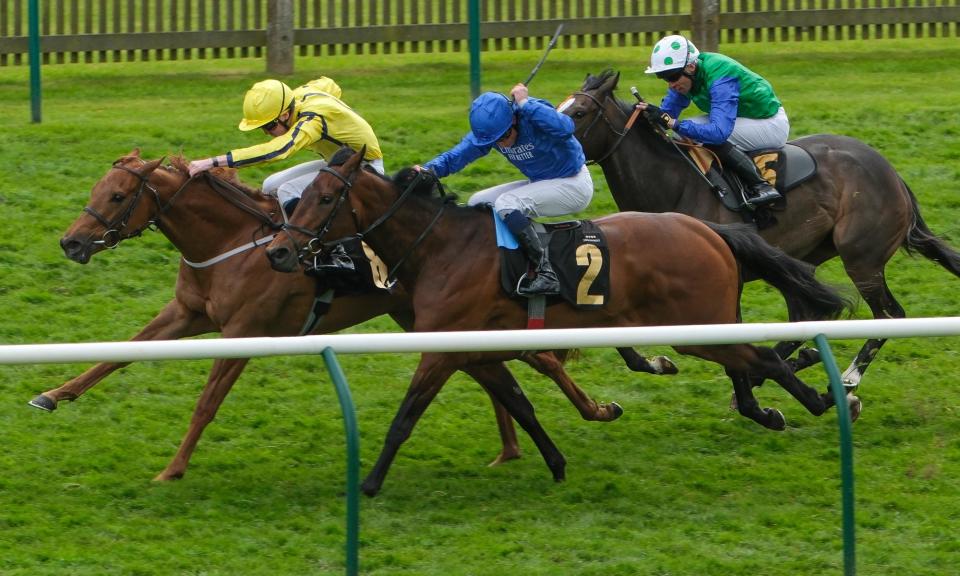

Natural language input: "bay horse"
[265,146,852,496]
[563,70,960,389]
[45,149,622,481]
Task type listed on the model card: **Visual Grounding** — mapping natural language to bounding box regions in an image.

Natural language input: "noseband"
[283,166,447,288]
[84,161,193,248]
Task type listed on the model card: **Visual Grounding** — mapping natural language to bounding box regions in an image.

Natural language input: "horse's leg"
[361,353,566,496]
[616,347,679,375]
[155,357,250,481]
[681,343,839,425]
[463,361,566,478]
[842,270,906,389]
[361,354,459,496]
[727,369,787,431]
[29,299,214,411]
[460,364,521,466]
[734,342,821,410]
[389,309,522,467]
[523,351,624,421]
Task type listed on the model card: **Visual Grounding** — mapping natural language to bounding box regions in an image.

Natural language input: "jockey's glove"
[643,104,674,129]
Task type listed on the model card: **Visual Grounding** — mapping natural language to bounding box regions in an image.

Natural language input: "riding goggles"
[655,70,684,83]
[260,119,281,132]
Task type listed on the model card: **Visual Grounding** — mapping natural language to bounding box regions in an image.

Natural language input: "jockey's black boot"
[715,142,782,206]
[515,222,560,296]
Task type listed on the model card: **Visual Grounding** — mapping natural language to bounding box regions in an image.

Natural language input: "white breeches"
[466,164,594,219]
[261,158,386,206]
[688,106,790,151]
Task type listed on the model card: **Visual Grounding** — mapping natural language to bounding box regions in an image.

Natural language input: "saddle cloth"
[497,216,611,309]
[687,141,817,203]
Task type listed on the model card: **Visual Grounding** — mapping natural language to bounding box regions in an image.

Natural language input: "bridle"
[573,90,718,187]
[283,164,447,288]
[571,90,643,165]
[85,160,280,251]
[82,161,175,248]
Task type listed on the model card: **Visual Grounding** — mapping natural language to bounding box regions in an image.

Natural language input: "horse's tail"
[704,222,853,321]
[901,179,960,278]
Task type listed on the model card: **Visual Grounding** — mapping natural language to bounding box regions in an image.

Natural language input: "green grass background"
[1,37,959,575]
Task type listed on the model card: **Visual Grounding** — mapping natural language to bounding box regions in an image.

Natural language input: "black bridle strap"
[298,167,447,287]
[203,172,282,230]
[380,200,446,287]
[574,91,634,166]
[83,163,164,246]
[356,169,427,238]
[577,92,717,189]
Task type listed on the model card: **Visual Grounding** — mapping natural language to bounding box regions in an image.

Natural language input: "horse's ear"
[142,158,164,175]
[344,145,366,175]
[601,70,620,92]
[128,147,141,158]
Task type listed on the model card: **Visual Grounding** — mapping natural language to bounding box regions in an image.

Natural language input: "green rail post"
[468,0,481,99]
[814,334,856,576]
[28,0,42,123]
[322,347,360,576]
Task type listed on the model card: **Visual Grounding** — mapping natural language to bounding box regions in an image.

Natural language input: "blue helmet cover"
[468,92,514,146]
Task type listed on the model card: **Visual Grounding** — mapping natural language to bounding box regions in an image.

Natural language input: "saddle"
[687,142,818,228]
[303,236,391,295]
[495,215,611,309]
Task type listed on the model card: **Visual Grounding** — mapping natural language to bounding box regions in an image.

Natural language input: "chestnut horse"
[44,150,621,481]
[265,146,852,496]
[563,70,960,389]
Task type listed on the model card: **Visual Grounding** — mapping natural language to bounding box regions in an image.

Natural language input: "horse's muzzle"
[266,244,299,273]
[60,236,92,264]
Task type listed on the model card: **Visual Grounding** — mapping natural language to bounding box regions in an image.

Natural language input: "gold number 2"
[576,244,604,306]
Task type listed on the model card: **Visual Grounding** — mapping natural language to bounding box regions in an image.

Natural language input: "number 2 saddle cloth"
[495,214,611,309]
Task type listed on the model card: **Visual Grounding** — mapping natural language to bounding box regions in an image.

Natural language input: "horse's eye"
[111,193,125,202]
[573,111,585,119]
[319,195,334,205]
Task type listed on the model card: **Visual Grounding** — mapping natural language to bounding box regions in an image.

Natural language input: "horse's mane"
[392,167,460,204]
[167,155,265,199]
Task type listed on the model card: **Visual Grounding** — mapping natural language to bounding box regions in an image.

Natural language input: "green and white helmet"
[645,35,700,76]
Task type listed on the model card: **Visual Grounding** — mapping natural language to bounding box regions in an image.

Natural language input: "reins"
[288,165,447,289]
[83,161,169,247]
[88,160,284,268]
[576,90,718,189]
[573,90,643,166]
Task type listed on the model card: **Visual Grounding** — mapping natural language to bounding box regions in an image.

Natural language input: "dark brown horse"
[45,150,621,481]
[563,70,960,389]
[265,146,852,496]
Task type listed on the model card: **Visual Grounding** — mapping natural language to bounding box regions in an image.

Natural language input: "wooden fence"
[1,0,958,66]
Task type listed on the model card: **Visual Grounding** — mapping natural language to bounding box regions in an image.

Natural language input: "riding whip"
[521,23,565,88]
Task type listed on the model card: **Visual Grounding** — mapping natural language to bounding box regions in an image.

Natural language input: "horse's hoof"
[729,392,739,411]
[848,395,862,423]
[360,480,381,497]
[28,394,57,412]
[488,450,521,467]
[653,356,679,375]
[798,347,821,367]
[764,408,787,431]
[153,471,184,482]
[609,402,624,420]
